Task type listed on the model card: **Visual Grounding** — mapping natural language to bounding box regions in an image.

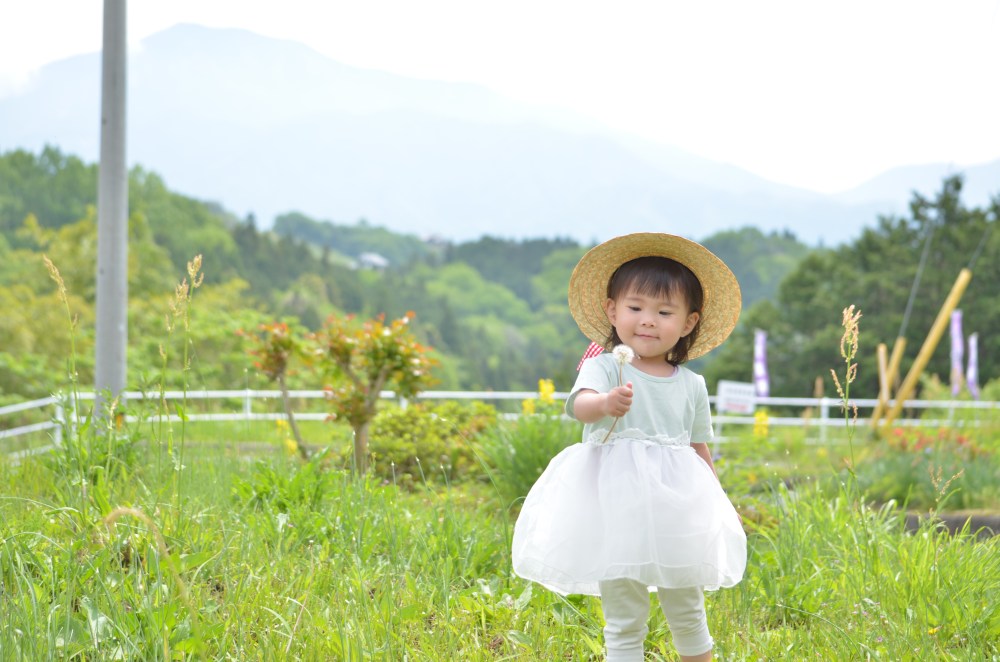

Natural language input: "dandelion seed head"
[612,344,635,366]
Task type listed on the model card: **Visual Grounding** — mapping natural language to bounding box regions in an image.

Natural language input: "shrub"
[231,449,335,513]
[364,400,497,488]
[844,427,1000,510]
[481,413,580,511]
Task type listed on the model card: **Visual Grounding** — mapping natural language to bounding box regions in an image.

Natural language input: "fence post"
[820,397,830,444]
[244,388,252,422]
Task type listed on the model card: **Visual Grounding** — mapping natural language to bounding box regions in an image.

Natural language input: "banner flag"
[950,310,964,396]
[967,332,980,400]
[753,329,769,398]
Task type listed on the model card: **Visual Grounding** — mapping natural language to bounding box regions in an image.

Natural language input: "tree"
[312,312,438,473]
[721,176,1000,398]
[241,321,309,461]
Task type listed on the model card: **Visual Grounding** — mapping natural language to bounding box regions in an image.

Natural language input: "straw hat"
[568,233,741,359]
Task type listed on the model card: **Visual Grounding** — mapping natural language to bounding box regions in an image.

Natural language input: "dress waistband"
[582,428,692,448]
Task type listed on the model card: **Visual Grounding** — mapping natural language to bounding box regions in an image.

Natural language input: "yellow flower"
[522,399,537,415]
[283,437,298,455]
[753,409,769,440]
[538,378,555,405]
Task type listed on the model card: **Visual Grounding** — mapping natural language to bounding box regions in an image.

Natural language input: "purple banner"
[753,329,769,398]
[967,332,980,400]
[950,310,964,396]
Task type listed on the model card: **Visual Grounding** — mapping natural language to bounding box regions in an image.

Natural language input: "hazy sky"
[2,0,999,193]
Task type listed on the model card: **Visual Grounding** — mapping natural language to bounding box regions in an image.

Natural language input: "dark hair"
[605,256,703,364]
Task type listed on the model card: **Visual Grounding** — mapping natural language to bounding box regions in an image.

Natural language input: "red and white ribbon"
[576,341,605,370]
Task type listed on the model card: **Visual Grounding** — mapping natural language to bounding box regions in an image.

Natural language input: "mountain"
[1,23,990,247]
[834,159,1000,210]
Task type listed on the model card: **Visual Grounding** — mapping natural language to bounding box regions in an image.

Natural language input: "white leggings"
[599,579,712,660]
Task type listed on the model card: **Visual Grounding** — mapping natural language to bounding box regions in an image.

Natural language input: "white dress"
[511,355,747,596]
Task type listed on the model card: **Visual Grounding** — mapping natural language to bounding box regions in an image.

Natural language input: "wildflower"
[43,255,67,301]
[522,399,536,416]
[753,409,769,440]
[187,254,204,288]
[612,344,635,369]
[600,345,634,443]
[283,437,299,456]
[538,378,556,405]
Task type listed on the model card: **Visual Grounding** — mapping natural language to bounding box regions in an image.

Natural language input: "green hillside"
[4,146,994,404]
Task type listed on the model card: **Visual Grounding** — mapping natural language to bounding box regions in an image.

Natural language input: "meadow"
[1,405,998,661]
[2,262,998,660]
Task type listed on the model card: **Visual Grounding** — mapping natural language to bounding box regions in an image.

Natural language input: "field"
[1,410,998,661]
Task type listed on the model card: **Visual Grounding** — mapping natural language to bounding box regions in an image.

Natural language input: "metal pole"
[95,0,128,407]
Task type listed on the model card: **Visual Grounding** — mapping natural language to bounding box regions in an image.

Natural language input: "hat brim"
[568,233,741,360]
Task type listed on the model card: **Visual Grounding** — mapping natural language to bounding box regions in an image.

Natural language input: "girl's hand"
[604,382,633,417]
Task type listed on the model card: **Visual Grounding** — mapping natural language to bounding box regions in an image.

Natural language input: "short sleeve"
[564,355,615,420]
[690,374,715,443]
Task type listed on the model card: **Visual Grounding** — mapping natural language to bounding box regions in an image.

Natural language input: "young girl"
[512,233,746,661]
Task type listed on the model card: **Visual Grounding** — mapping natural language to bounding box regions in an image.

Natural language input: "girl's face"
[604,287,699,363]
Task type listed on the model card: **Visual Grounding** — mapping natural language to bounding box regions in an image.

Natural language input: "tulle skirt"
[511,437,747,596]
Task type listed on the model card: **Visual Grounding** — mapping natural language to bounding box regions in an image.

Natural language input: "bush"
[481,413,580,511]
[365,400,497,487]
[845,427,1000,510]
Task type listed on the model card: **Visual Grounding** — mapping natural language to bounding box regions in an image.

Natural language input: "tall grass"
[3,436,998,659]
[2,267,997,659]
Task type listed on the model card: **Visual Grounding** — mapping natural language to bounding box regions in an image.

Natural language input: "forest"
[1,145,997,405]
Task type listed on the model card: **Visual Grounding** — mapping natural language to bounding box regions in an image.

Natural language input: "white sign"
[716,380,756,415]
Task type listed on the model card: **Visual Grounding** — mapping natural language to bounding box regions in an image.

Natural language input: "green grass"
[1,426,998,661]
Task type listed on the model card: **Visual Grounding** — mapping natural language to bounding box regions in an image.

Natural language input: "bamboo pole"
[876,342,890,397]
[869,337,906,428]
[882,268,972,430]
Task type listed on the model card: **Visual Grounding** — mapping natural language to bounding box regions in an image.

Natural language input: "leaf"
[507,630,533,647]
[515,583,533,611]
[176,550,215,574]
[397,604,424,622]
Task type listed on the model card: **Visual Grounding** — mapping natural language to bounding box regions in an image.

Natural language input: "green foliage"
[232,449,335,513]
[314,312,439,425]
[702,227,810,308]
[481,413,580,509]
[708,177,1000,396]
[0,146,97,233]
[4,438,997,659]
[445,235,580,306]
[739,481,1000,658]
[365,401,498,487]
[232,215,366,319]
[4,146,999,400]
[845,427,1000,510]
[129,168,243,284]
[274,211,433,266]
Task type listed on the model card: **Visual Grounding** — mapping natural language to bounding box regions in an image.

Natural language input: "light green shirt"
[566,353,714,446]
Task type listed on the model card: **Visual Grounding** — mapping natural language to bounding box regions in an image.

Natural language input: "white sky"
[1,0,999,193]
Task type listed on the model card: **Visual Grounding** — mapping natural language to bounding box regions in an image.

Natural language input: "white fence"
[2,389,998,459]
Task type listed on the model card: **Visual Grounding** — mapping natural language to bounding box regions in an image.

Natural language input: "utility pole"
[95,0,128,407]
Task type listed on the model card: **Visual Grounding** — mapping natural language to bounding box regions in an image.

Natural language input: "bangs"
[607,256,703,311]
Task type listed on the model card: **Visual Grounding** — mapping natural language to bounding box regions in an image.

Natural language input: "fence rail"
[2,389,998,457]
